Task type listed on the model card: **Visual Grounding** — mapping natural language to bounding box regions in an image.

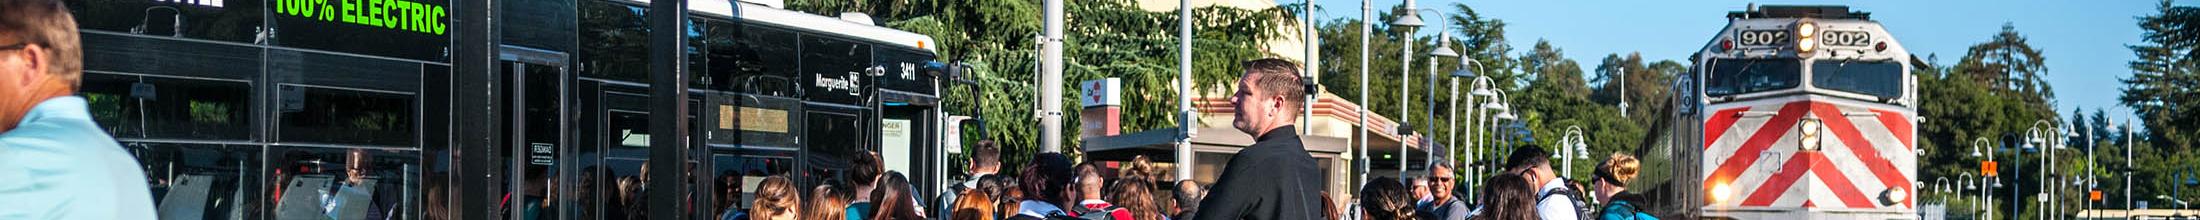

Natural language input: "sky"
[1287,0,2173,124]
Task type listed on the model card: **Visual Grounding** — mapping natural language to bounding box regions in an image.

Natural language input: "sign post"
[1079,78,1122,138]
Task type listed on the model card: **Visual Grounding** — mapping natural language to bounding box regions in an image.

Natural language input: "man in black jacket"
[1193,58,1323,220]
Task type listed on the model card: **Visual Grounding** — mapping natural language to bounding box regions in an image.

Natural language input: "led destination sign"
[274,0,447,35]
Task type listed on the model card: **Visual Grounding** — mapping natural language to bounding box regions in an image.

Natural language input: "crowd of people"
[712,140,1205,220]
[1356,147,1657,220]
[699,58,1666,220]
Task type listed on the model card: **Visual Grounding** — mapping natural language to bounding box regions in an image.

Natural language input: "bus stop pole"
[647,0,690,219]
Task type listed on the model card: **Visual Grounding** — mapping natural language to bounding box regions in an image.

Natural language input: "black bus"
[66,0,951,218]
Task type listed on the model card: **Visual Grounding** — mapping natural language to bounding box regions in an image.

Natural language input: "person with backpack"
[1069,163,1134,220]
[1591,154,1656,220]
[1469,174,1539,220]
[1503,146,1588,220]
[1010,153,1075,220]
[939,140,1004,218]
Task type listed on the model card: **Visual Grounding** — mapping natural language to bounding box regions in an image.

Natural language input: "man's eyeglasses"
[0,43,28,51]
[1431,176,1455,183]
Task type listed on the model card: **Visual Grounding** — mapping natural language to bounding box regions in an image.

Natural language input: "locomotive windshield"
[1810,59,1905,99]
[1706,58,1801,97]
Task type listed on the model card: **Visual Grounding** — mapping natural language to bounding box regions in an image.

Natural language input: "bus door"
[497,45,568,220]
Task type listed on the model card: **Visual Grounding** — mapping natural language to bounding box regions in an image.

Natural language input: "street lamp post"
[1975,137,1996,220]
[1390,0,1424,176]
[2028,119,2062,219]
[1450,58,1484,198]
[1556,126,1588,176]
[1464,75,1496,197]
[1491,90,1517,160]
[1965,172,1979,217]
[1423,16,1457,166]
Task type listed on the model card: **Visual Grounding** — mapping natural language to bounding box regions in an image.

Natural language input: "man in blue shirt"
[0,0,159,218]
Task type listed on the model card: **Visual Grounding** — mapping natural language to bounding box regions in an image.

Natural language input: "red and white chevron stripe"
[1701,100,1917,210]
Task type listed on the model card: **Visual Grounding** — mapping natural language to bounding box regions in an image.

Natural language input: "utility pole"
[1175,0,1194,181]
[1618,66,1628,118]
[1040,0,1065,153]
[1303,0,1315,135]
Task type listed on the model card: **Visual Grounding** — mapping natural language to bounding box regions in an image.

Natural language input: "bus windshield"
[1706,58,1801,97]
[1811,59,1905,99]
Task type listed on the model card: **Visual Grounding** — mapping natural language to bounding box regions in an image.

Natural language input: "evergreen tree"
[2123,0,2200,151]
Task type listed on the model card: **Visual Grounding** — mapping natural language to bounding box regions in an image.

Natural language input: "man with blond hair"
[0,0,159,218]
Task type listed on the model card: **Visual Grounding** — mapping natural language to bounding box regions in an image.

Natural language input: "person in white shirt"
[1504,146,1578,220]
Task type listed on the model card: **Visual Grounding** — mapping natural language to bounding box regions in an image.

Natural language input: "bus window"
[267,147,419,220]
[800,36,872,104]
[688,18,709,89]
[1810,60,1905,99]
[578,0,649,82]
[64,0,264,43]
[717,25,800,96]
[1705,59,1801,97]
[278,86,417,147]
[130,143,262,220]
[81,73,143,137]
[710,152,792,219]
[605,110,649,219]
[804,111,866,185]
[144,77,251,140]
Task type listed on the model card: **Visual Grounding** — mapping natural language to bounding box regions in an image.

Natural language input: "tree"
[1519,40,1587,99]
[1590,52,1678,125]
[1915,24,2064,216]
[794,0,1296,172]
[1954,23,2053,102]
[2118,0,2200,209]
[2124,0,2200,151]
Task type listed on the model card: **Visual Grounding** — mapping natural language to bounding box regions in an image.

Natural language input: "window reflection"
[279,86,416,147]
[145,77,251,140]
[803,111,864,185]
[129,143,262,220]
[603,110,654,220]
[799,36,872,104]
[268,147,419,220]
[81,73,143,137]
[715,24,799,96]
[578,1,648,82]
[63,0,265,43]
[711,151,792,219]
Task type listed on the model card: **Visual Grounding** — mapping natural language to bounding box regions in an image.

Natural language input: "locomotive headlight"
[1880,188,1910,206]
[1710,182,1737,204]
[1796,22,1818,53]
[1798,117,1824,151]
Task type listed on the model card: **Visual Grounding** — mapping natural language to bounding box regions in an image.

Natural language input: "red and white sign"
[1080,78,1120,107]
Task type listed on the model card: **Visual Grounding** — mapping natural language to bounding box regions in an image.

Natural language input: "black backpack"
[1538,187,1595,220]
[1059,204,1125,220]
